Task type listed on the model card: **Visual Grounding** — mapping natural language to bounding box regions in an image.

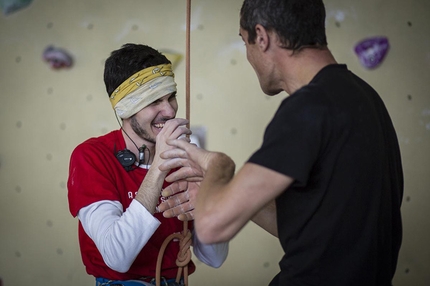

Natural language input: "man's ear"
[255,24,270,52]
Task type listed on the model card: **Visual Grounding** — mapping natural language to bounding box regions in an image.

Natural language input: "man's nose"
[159,101,176,118]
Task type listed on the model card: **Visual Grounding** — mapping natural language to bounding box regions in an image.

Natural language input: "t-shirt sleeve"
[68,142,120,216]
[192,231,229,268]
[248,94,328,187]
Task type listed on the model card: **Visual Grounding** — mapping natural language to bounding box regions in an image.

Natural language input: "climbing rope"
[155,1,192,285]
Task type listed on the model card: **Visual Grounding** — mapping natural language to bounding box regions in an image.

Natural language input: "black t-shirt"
[248,64,403,286]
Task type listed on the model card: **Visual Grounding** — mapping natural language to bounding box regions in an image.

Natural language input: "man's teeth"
[154,123,165,128]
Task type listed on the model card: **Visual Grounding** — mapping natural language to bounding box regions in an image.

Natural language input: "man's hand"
[157,138,222,221]
[152,118,191,172]
[158,180,200,221]
[134,118,190,214]
[158,139,214,182]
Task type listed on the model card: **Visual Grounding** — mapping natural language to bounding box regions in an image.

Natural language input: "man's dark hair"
[104,43,171,96]
[240,0,328,52]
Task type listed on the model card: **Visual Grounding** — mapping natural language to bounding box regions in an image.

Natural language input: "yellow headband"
[109,64,174,108]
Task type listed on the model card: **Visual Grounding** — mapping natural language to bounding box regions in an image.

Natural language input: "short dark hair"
[240,0,328,51]
[104,43,171,96]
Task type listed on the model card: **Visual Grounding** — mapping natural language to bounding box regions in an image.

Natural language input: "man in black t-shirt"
[157,1,403,285]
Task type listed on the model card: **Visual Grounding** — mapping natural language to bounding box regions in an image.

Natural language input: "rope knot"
[156,221,191,286]
[176,230,192,267]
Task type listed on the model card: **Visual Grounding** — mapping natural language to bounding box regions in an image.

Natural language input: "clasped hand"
[152,118,191,171]
[157,137,210,221]
[158,181,200,221]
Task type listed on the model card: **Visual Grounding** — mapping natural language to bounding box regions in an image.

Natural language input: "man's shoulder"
[73,130,120,155]
[281,84,330,114]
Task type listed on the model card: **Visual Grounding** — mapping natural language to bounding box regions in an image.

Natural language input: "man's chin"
[263,88,282,96]
[143,137,156,145]
[137,133,155,145]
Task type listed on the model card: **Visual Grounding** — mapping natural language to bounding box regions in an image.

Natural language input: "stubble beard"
[130,116,156,144]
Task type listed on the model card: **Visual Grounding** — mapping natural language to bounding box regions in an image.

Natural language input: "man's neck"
[278,48,337,95]
[120,129,155,165]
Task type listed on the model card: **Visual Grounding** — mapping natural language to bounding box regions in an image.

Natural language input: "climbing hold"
[354,36,389,69]
[42,45,74,69]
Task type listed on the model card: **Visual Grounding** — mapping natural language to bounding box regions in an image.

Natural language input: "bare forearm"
[135,167,166,214]
[202,152,236,185]
[198,152,235,207]
[252,200,278,237]
[195,152,236,243]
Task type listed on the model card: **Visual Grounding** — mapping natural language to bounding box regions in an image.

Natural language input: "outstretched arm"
[159,139,293,244]
[251,200,278,237]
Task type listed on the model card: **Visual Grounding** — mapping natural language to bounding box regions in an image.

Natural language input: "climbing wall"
[0,0,429,285]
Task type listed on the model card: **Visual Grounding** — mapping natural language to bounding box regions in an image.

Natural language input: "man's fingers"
[164,168,203,182]
[164,118,189,132]
[178,136,191,143]
[156,119,190,143]
[171,126,192,140]
[161,181,188,197]
[162,202,194,219]
[159,157,187,172]
[160,148,189,160]
[178,211,194,222]
[157,197,179,213]
[165,173,202,183]
[165,138,194,151]
[158,194,188,212]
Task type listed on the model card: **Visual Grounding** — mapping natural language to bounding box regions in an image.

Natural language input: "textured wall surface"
[0,0,429,285]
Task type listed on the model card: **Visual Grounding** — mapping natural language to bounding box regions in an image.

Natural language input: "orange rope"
[155,1,192,285]
[185,0,191,131]
[155,230,192,286]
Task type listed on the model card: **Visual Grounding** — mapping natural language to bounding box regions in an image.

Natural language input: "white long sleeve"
[78,199,229,272]
[77,199,160,273]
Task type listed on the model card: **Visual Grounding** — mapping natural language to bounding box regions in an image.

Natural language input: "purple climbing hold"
[354,36,389,69]
[42,45,74,69]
